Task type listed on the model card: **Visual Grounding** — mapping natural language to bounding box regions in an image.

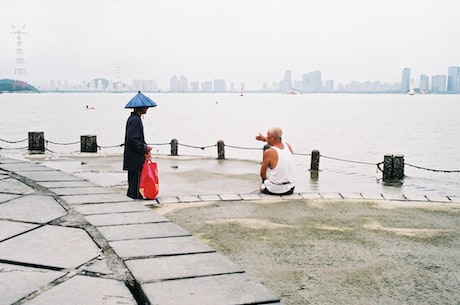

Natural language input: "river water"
[1,92,459,197]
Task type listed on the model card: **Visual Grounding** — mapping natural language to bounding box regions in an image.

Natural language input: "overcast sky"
[1,0,459,89]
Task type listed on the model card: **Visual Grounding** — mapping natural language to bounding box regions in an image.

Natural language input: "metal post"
[80,135,98,153]
[170,138,178,156]
[217,140,225,159]
[28,131,45,153]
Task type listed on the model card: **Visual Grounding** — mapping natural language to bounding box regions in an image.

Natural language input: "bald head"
[268,127,283,141]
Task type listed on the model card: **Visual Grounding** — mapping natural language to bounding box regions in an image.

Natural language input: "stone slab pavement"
[0,156,283,305]
[1,155,457,305]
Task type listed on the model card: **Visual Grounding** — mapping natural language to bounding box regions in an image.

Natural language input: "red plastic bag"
[139,159,159,199]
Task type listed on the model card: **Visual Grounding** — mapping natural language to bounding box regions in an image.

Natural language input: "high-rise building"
[302,71,322,92]
[178,75,189,92]
[201,81,212,92]
[279,70,292,92]
[170,75,178,92]
[132,79,158,92]
[213,79,227,92]
[431,75,446,92]
[190,81,200,92]
[420,74,429,93]
[401,67,411,92]
[323,80,334,92]
[447,66,460,92]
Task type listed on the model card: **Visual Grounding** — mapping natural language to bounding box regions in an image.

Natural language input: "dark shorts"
[261,186,295,196]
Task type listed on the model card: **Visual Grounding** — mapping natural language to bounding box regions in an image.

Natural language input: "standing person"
[123,91,157,199]
[255,127,295,195]
[123,106,153,199]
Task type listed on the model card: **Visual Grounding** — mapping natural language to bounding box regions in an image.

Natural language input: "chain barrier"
[177,143,216,150]
[406,163,460,173]
[1,136,459,174]
[46,140,80,145]
[0,137,27,144]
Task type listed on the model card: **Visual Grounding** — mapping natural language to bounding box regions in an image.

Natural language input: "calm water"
[1,92,459,197]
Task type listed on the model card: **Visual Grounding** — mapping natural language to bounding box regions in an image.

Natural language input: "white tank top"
[266,143,295,187]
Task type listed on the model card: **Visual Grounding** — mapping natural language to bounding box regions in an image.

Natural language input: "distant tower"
[11,25,28,90]
[401,67,411,93]
[115,65,122,91]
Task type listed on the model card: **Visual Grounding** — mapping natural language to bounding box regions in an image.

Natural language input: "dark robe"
[123,112,147,199]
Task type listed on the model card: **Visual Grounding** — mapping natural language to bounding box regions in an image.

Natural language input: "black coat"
[123,112,147,171]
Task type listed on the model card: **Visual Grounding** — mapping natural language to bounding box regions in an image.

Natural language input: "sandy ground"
[153,198,460,305]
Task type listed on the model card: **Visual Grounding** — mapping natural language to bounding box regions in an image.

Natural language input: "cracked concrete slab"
[97,222,191,241]
[0,220,38,241]
[74,201,151,215]
[126,252,243,283]
[0,178,34,195]
[22,275,137,305]
[85,211,169,226]
[110,236,215,259]
[0,225,101,269]
[0,263,65,305]
[141,273,280,305]
[0,195,67,223]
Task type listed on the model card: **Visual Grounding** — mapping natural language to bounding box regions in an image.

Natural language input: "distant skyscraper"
[178,75,189,92]
[279,70,292,92]
[431,75,446,92]
[132,79,158,92]
[302,71,322,92]
[401,67,411,92]
[213,79,227,92]
[201,81,212,92]
[170,75,178,92]
[419,74,429,93]
[323,80,334,92]
[447,66,460,92]
[190,81,199,92]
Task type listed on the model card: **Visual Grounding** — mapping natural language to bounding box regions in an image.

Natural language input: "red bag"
[139,159,159,200]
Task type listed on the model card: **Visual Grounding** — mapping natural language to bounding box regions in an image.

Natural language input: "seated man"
[256,127,295,195]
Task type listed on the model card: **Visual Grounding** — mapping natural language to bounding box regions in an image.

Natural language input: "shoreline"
[6,152,459,200]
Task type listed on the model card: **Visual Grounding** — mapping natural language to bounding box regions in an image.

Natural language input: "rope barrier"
[1,136,459,174]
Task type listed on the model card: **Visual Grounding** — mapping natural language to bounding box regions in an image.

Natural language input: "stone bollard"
[217,140,225,159]
[383,154,405,181]
[310,150,320,171]
[170,138,178,156]
[393,155,405,179]
[28,131,45,153]
[383,154,394,181]
[81,135,98,153]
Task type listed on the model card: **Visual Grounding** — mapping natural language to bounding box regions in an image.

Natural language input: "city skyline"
[31,65,459,93]
[1,0,460,89]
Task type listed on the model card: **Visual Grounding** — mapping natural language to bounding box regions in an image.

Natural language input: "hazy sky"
[1,0,459,89]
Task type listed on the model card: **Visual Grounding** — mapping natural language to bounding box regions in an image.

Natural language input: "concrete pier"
[0,156,282,305]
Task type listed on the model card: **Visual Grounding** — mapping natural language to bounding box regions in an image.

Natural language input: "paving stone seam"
[138,270,247,285]
[118,250,218,261]
[94,220,172,226]
[150,192,454,204]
